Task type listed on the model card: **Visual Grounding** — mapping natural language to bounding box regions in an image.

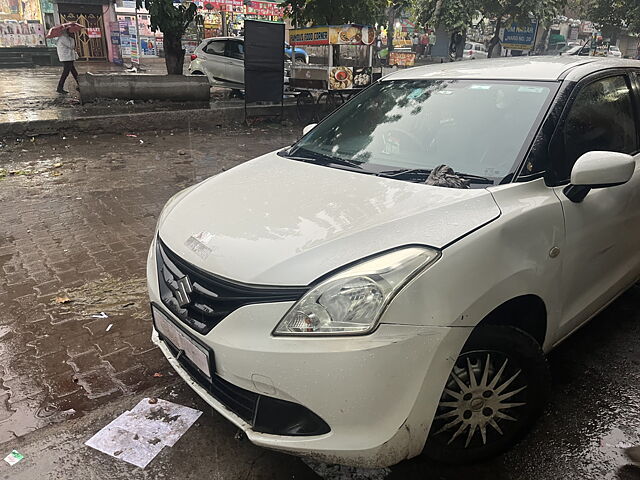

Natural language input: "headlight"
[273,247,440,336]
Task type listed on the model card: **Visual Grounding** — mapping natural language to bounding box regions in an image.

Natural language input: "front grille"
[156,237,307,335]
[162,334,259,422]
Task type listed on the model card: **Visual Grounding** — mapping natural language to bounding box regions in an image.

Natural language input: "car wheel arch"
[475,294,547,347]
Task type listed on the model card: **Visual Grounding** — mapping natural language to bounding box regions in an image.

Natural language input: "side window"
[226,41,244,60]
[560,75,637,180]
[204,40,225,55]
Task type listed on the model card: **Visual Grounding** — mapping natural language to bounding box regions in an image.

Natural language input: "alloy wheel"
[431,351,529,448]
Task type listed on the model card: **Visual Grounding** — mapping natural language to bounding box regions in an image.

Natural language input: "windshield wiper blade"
[377,168,432,179]
[453,171,495,185]
[278,149,364,170]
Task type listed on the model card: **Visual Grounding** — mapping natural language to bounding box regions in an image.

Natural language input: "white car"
[463,41,488,60]
[608,45,622,58]
[189,37,245,88]
[189,37,294,89]
[148,57,640,467]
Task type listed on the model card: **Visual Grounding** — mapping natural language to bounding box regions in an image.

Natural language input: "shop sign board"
[500,19,538,50]
[246,1,284,16]
[202,0,242,11]
[129,24,139,64]
[290,25,375,46]
[87,27,101,38]
[389,51,415,66]
[580,21,595,35]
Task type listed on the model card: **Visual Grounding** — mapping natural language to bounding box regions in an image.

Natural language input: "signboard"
[389,51,415,66]
[290,25,375,46]
[244,19,284,104]
[501,20,538,50]
[129,23,139,64]
[245,1,284,16]
[580,21,595,35]
[202,0,242,11]
[290,26,329,45]
[87,27,101,38]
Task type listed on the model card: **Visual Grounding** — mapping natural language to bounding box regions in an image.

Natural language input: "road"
[0,126,638,479]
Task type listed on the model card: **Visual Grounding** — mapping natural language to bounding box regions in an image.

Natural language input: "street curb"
[0,104,298,138]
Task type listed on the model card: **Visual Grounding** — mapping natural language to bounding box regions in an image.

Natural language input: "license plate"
[153,306,212,379]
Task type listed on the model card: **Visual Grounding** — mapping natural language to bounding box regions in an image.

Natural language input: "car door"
[201,39,227,83]
[224,39,245,85]
[550,72,640,338]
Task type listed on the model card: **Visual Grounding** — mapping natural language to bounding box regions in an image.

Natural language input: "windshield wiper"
[376,168,433,180]
[278,149,364,170]
[453,172,495,185]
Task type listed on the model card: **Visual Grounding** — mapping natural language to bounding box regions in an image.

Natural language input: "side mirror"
[564,151,635,203]
[302,123,317,136]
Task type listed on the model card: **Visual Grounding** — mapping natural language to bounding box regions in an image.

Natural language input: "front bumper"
[147,239,471,467]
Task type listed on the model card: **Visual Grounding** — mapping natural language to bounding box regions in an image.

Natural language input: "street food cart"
[289,24,382,121]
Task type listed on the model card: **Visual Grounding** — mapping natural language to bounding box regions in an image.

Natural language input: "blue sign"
[501,20,538,50]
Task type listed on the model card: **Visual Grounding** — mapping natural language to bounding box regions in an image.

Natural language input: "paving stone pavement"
[0,125,299,444]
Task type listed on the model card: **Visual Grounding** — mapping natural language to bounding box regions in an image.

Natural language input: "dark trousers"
[57,61,78,91]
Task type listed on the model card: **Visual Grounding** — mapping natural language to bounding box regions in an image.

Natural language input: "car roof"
[383,56,640,82]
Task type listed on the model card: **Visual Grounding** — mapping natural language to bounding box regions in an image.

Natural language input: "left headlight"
[273,247,440,336]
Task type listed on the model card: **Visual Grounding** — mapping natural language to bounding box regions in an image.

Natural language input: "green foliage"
[281,0,385,26]
[411,0,565,30]
[412,0,478,30]
[136,0,198,39]
[577,0,640,35]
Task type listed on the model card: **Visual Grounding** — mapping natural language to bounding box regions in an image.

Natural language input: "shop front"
[57,1,113,60]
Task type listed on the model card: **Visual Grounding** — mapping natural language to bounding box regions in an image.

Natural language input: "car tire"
[295,56,306,64]
[423,325,550,464]
[191,71,205,75]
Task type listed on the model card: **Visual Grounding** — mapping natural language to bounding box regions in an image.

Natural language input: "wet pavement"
[0,59,231,124]
[0,126,639,479]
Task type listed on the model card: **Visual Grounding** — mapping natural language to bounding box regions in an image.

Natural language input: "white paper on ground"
[85,423,164,468]
[84,398,202,468]
[113,397,202,447]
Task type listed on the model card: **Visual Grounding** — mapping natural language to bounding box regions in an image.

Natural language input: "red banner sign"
[202,0,243,11]
[247,1,284,16]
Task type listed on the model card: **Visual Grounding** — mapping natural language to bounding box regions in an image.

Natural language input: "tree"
[136,0,199,75]
[412,0,478,32]
[281,0,384,26]
[576,0,640,40]
[477,0,566,57]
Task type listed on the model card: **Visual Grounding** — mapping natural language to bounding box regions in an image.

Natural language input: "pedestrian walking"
[56,27,79,94]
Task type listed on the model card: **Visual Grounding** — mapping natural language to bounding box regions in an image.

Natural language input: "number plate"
[153,306,212,379]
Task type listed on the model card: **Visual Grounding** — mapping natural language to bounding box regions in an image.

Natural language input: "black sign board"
[244,20,284,104]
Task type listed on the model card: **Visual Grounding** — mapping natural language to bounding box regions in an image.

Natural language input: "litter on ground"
[85,398,202,468]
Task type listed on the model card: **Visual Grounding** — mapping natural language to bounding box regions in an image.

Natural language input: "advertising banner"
[291,25,375,46]
[290,26,329,45]
[389,51,416,66]
[202,0,242,12]
[246,1,283,17]
[128,23,139,64]
[501,20,538,50]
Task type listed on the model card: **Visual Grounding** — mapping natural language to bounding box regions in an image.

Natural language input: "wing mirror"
[564,151,635,203]
[302,123,317,136]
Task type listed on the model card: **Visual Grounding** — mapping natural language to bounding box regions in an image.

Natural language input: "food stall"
[289,24,382,121]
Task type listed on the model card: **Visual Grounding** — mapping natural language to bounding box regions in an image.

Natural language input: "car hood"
[158,152,501,286]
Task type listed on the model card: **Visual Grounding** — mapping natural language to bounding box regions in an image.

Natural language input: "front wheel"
[423,326,550,464]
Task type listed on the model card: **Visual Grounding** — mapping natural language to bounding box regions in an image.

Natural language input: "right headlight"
[273,247,440,336]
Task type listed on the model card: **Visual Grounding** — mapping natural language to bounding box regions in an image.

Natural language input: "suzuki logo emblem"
[175,275,193,307]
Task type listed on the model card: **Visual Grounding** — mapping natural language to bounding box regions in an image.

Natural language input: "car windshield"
[288,80,555,184]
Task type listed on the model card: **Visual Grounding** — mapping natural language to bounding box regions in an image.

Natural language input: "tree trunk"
[487,16,502,58]
[164,33,185,75]
[387,5,395,53]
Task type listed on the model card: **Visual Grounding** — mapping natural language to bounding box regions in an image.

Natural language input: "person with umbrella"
[47,22,82,94]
